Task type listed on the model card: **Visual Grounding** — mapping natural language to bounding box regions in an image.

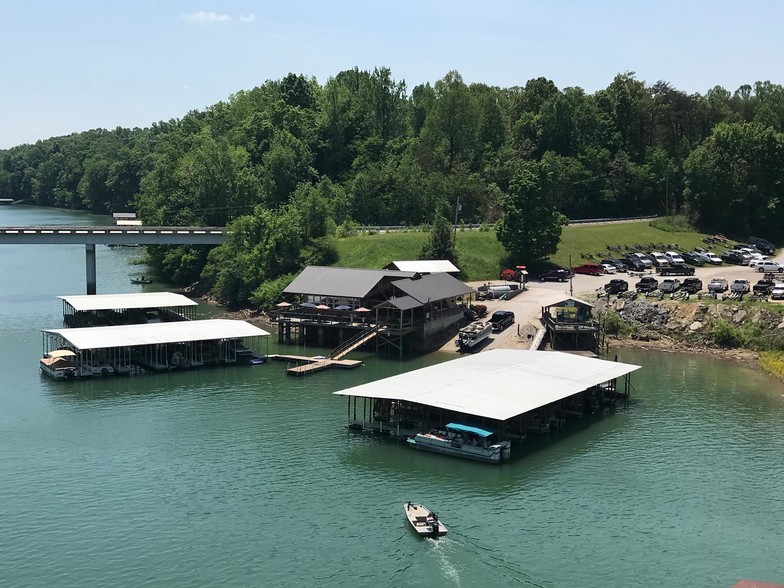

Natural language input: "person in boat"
[429,513,439,537]
[406,501,412,511]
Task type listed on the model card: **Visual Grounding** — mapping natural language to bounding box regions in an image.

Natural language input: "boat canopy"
[446,423,494,437]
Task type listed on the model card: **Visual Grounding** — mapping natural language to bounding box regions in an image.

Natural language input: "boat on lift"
[407,423,511,464]
[39,349,78,380]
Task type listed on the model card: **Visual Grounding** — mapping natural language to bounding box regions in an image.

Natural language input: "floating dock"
[268,354,363,376]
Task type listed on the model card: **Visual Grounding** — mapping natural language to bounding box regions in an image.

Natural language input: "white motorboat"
[455,321,492,351]
[407,423,511,464]
[404,502,447,538]
[39,350,78,380]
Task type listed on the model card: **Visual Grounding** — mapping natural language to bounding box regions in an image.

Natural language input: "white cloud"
[239,13,255,24]
[182,11,232,23]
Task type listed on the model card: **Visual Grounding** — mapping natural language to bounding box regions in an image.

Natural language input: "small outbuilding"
[541,297,600,352]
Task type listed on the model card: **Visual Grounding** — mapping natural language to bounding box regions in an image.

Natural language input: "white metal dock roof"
[59,292,198,311]
[334,349,640,421]
[44,319,269,350]
[384,260,460,273]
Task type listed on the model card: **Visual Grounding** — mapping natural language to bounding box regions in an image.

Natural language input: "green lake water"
[1,205,783,587]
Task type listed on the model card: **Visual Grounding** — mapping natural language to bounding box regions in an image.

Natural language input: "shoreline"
[605,335,761,369]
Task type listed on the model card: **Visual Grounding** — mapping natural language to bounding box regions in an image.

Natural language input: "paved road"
[440,249,784,355]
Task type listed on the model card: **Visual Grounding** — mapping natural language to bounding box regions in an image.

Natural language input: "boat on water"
[404,502,447,538]
[455,321,492,351]
[130,277,153,284]
[407,423,512,464]
[39,350,78,380]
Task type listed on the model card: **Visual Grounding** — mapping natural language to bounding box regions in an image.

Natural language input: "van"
[489,310,515,332]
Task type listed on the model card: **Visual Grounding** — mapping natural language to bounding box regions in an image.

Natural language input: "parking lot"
[448,248,784,354]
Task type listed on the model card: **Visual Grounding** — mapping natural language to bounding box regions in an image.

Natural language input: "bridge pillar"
[85,244,97,295]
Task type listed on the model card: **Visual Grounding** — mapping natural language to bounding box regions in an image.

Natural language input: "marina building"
[278,265,474,355]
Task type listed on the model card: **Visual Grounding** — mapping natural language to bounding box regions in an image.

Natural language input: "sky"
[1,0,782,149]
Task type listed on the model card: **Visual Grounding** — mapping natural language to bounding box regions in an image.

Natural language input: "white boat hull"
[404,502,447,538]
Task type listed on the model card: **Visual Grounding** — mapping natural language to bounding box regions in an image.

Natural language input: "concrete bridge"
[0,225,226,294]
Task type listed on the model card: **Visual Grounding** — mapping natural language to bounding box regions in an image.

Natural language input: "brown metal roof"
[391,272,474,303]
[283,266,414,298]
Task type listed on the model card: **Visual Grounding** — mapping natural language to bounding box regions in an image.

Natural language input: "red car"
[572,263,604,276]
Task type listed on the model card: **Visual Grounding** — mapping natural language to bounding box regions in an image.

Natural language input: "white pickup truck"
[731,279,750,294]
[708,277,728,292]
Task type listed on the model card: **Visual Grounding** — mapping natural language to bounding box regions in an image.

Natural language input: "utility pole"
[569,255,573,297]
[453,195,460,243]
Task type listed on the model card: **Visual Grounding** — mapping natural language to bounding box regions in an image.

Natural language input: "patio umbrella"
[355,307,371,312]
[299,302,316,308]
[334,305,351,311]
[315,304,330,310]
[275,301,292,308]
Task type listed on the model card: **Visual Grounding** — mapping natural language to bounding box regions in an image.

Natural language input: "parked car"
[630,253,654,268]
[635,276,659,292]
[747,236,775,255]
[664,251,685,265]
[753,279,776,296]
[707,277,729,292]
[659,278,681,293]
[681,252,705,266]
[602,258,628,272]
[601,263,618,274]
[573,263,604,276]
[771,284,784,300]
[649,252,670,267]
[756,261,784,273]
[489,310,515,332]
[681,277,703,293]
[624,256,648,271]
[604,279,629,294]
[538,268,571,282]
[704,252,723,265]
[731,279,750,294]
[721,250,746,265]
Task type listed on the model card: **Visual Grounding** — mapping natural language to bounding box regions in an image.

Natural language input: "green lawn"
[335,221,738,281]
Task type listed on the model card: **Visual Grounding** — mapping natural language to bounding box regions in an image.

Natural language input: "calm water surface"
[1,206,783,587]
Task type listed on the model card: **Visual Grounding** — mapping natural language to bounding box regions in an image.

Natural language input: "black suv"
[681,277,703,294]
[721,251,746,265]
[635,276,659,292]
[604,279,629,294]
[681,252,705,267]
[538,268,570,282]
[624,256,647,272]
[489,310,515,332]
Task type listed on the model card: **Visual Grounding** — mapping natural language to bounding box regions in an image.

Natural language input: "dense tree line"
[1,70,783,306]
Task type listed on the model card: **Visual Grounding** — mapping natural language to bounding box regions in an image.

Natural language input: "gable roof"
[283,266,414,298]
[544,297,594,309]
[392,272,474,303]
[384,260,460,273]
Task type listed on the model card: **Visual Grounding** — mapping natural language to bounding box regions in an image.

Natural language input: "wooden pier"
[268,354,364,376]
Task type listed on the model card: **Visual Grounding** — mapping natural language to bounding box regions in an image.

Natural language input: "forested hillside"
[1,69,783,307]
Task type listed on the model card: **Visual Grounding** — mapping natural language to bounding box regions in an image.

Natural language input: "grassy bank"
[335,219,720,281]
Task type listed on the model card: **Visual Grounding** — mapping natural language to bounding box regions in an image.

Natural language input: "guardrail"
[354,216,658,233]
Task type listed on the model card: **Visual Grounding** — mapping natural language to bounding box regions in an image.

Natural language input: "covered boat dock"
[59,292,198,327]
[42,319,270,376]
[334,349,640,443]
